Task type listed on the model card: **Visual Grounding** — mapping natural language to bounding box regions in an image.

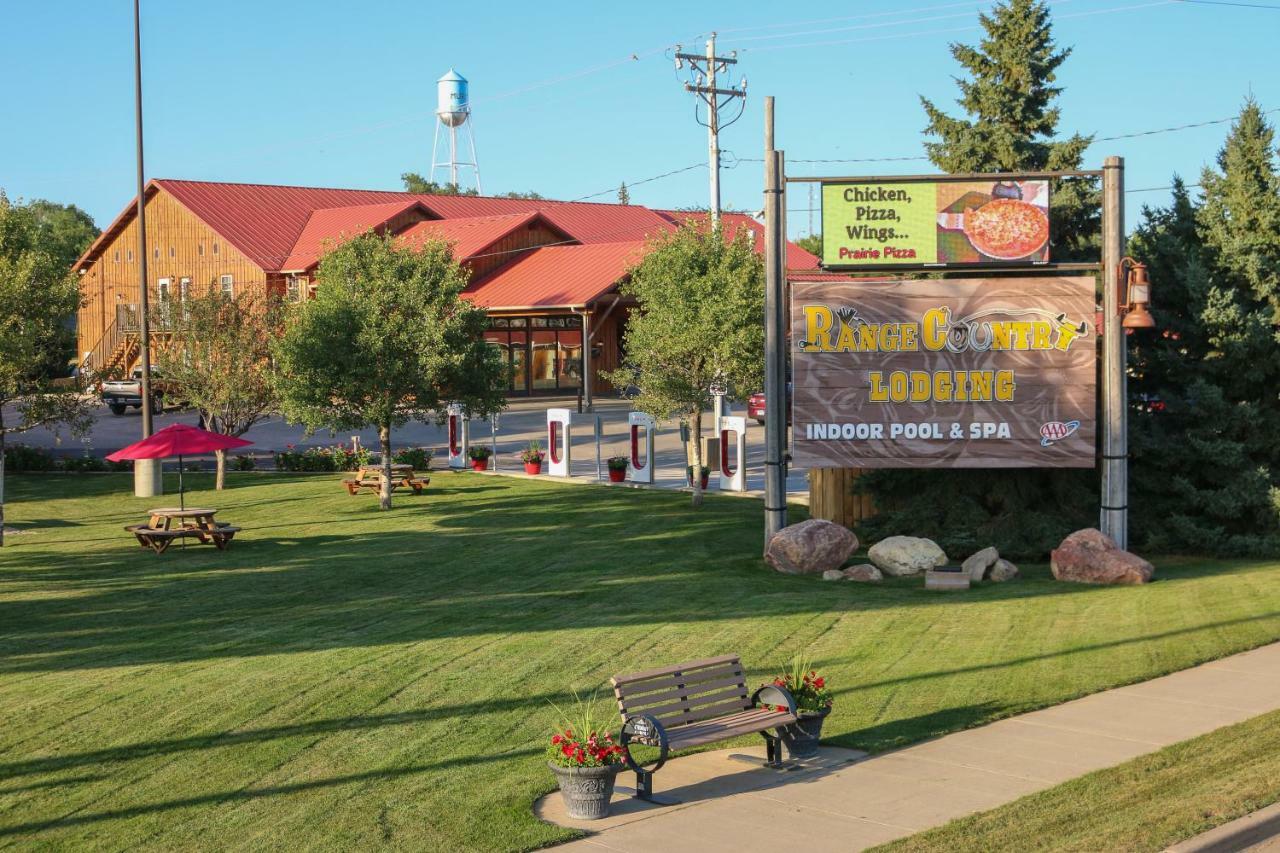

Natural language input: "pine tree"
[859,0,1099,559]
[617,182,630,205]
[1127,102,1280,555]
[921,0,1096,257]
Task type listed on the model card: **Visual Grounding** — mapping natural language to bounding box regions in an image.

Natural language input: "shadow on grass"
[0,747,539,838]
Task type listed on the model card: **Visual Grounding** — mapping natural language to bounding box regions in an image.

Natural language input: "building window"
[127,250,133,263]
[154,247,160,259]
[157,277,171,301]
[285,275,306,303]
[114,250,120,263]
[212,243,220,255]
[179,277,191,301]
[220,274,234,298]
[169,246,176,257]
[198,243,204,256]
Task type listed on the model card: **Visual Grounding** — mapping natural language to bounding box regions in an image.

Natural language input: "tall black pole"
[134,0,153,439]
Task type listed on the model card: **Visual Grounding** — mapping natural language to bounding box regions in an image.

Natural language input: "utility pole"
[1101,156,1127,548]
[132,0,161,497]
[763,96,787,547]
[675,33,747,225]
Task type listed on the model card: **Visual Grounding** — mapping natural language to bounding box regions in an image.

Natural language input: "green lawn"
[2,473,1280,851]
[874,706,1280,853]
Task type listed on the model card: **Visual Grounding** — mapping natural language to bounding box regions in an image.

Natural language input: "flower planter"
[470,458,489,471]
[548,762,622,820]
[608,468,626,483]
[686,472,711,489]
[524,461,542,475]
[780,706,830,760]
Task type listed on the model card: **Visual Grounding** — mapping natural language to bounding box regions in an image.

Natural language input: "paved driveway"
[6,397,810,497]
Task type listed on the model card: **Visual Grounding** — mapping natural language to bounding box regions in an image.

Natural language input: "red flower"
[813,677,825,688]
[551,734,562,745]
[776,705,788,713]
[562,743,573,756]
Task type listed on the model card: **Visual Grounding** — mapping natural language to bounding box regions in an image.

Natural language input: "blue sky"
[3,0,1276,239]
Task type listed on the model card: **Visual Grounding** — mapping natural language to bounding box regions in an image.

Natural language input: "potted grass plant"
[606,456,628,483]
[468,446,493,471]
[520,440,545,475]
[765,654,833,760]
[546,690,626,820]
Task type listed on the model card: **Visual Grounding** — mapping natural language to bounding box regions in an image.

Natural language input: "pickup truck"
[100,369,166,416]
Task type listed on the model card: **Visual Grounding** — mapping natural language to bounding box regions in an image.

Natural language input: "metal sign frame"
[762,95,1128,549]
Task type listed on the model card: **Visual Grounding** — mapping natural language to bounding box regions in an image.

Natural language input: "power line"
[1171,0,1280,8]
[1097,108,1280,140]
[571,164,707,202]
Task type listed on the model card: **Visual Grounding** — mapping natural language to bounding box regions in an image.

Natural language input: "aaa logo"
[1039,420,1081,447]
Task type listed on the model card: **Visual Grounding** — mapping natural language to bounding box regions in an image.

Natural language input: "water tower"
[429,69,482,193]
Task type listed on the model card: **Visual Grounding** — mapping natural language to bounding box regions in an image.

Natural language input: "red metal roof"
[74,180,824,277]
[280,201,427,271]
[463,241,646,309]
[396,212,568,261]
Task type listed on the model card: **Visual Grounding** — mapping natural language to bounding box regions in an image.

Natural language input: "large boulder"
[962,547,1000,581]
[843,564,883,583]
[868,536,947,577]
[765,519,858,575]
[988,558,1019,582]
[1050,529,1154,585]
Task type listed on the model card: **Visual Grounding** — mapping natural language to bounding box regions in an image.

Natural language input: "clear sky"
[3,0,1276,239]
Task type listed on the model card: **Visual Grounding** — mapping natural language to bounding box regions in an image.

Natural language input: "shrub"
[392,446,433,470]
[3,444,57,472]
[60,455,110,473]
[232,454,256,471]
[273,445,370,472]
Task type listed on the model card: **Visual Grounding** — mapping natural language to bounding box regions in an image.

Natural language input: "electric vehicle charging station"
[546,408,572,477]
[446,404,470,469]
[628,412,656,484]
[718,415,747,492]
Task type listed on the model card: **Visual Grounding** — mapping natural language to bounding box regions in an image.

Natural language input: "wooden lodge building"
[73,179,820,400]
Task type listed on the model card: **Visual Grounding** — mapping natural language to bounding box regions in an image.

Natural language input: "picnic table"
[343,464,430,496]
[125,507,241,554]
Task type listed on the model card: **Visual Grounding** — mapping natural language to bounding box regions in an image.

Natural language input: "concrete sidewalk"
[538,642,1280,852]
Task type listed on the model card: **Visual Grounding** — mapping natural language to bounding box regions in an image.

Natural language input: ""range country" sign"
[790,276,1095,469]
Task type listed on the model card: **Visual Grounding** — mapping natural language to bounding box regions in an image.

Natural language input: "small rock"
[822,569,845,581]
[765,519,859,575]
[842,564,883,582]
[962,547,999,581]
[868,536,948,577]
[1050,528,1154,585]
[988,558,1019,582]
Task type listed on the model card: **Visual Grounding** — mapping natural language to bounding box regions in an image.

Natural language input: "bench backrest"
[611,655,751,730]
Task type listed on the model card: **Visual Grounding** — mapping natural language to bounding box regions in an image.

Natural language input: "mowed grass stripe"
[2,473,1280,849]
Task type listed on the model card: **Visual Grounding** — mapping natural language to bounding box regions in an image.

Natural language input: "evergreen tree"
[617,182,630,205]
[1127,102,1280,556]
[921,0,1096,257]
[859,0,1099,559]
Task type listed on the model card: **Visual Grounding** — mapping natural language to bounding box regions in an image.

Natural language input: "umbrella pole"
[179,455,186,550]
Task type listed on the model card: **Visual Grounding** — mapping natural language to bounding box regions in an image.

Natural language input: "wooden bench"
[611,654,797,803]
[125,526,204,554]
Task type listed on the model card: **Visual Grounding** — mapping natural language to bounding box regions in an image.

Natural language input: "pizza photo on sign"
[936,180,1050,264]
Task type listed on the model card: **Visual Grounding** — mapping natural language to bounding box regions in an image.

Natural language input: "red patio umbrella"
[107,423,253,509]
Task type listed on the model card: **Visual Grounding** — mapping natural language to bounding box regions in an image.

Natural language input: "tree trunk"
[689,407,703,508]
[215,449,226,491]
[379,424,393,511]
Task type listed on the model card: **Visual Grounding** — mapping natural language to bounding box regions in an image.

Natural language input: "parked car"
[748,382,792,425]
[100,368,166,416]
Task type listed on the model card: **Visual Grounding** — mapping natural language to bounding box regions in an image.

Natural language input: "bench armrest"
[619,714,670,774]
[751,684,798,717]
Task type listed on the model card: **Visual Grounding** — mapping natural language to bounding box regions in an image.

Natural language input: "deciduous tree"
[273,232,507,509]
[606,224,764,507]
[0,192,92,546]
[153,287,281,490]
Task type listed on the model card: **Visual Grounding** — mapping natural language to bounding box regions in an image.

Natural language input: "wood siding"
[464,221,566,281]
[76,189,267,366]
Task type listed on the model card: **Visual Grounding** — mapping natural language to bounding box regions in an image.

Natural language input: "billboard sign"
[821,179,1050,269]
[790,277,1096,469]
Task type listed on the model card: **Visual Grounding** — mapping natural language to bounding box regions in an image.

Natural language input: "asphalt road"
[6,396,810,497]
